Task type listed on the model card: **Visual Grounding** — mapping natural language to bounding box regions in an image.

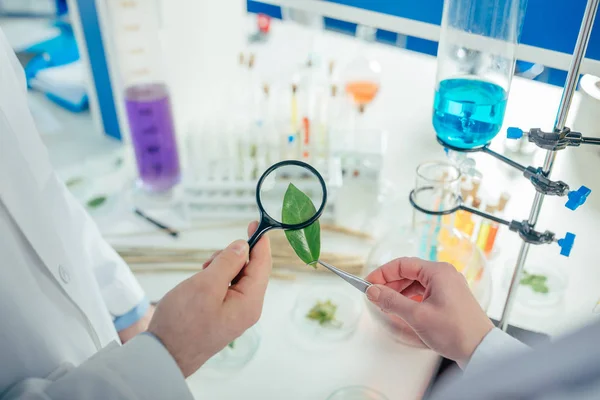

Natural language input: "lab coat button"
[58,265,70,284]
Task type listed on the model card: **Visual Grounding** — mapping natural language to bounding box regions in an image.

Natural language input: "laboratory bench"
[13,17,600,400]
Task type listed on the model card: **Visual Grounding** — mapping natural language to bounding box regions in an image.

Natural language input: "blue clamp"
[443,147,449,155]
[507,127,524,139]
[557,232,576,257]
[565,186,591,210]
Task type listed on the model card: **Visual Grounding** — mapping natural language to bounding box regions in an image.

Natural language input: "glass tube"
[433,0,527,149]
[105,0,181,193]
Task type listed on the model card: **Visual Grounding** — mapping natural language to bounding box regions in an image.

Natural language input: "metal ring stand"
[499,0,600,331]
[421,0,600,331]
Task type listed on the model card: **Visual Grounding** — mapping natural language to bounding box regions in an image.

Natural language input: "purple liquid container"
[125,83,181,192]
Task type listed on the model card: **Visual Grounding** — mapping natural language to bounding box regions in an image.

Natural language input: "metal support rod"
[459,205,511,226]
[581,136,600,145]
[482,147,527,172]
[499,0,600,331]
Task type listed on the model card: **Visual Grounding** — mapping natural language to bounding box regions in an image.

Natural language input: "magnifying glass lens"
[258,164,325,225]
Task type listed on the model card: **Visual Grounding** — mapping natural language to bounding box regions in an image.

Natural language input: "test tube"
[105,0,181,193]
[476,203,498,252]
[498,192,511,212]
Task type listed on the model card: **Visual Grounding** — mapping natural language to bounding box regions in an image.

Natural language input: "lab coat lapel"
[0,31,117,347]
[0,114,115,348]
[0,114,66,286]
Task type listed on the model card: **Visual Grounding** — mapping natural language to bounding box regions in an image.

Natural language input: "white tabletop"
[14,16,600,400]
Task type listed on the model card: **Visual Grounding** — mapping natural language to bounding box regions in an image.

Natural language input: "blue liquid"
[433,79,508,149]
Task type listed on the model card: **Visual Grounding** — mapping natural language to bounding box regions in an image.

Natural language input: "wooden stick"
[106,222,372,240]
[130,265,297,281]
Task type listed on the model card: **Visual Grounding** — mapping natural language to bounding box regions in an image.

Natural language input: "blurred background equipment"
[3,0,600,398]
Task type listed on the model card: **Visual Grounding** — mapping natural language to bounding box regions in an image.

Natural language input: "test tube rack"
[427,0,600,332]
[180,157,344,221]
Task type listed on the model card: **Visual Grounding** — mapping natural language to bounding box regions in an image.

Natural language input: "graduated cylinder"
[105,0,181,193]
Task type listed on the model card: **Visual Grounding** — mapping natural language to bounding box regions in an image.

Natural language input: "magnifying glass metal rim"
[408,187,462,216]
[249,160,328,249]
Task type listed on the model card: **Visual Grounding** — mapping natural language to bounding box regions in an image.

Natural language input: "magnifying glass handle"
[248,221,274,250]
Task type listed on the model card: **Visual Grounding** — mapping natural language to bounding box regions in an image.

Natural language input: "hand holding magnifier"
[248,160,372,293]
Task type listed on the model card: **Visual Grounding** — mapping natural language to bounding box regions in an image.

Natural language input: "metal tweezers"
[316,260,372,293]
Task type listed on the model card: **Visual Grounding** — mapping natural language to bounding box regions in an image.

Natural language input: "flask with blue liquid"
[433,0,527,149]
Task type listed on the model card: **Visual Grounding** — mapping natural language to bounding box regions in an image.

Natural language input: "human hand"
[365,258,493,369]
[118,305,155,344]
[148,221,272,377]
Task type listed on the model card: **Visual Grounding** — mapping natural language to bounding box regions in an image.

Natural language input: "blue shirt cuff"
[113,297,150,332]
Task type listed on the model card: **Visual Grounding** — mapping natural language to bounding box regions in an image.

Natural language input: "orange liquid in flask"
[345,81,380,105]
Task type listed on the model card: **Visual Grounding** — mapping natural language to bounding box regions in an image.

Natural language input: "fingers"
[202,240,249,290]
[230,221,272,298]
[202,250,222,269]
[366,257,442,287]
[400,281,425,299]
[385,279,415,293]
[366,284,420,323]
[247,221,259,237]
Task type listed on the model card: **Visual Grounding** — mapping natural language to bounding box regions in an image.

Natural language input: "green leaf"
[87,196,107,209]
[282,183,321,266]
[66,177,84,188]
[306,300,342,327]
[520,271,549,294]
[228,341,235,349]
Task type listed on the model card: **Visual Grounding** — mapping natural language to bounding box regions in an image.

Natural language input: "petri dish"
[326,386,389,400]
[290,287,362,343]
[502,260,568,309]
[202,325,261,373]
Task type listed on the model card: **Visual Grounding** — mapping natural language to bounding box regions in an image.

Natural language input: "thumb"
[203,240,249,287]
[366,284,419,322]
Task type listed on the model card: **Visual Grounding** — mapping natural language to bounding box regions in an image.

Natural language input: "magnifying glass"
[248,160,328,249]
[248,160,372,293]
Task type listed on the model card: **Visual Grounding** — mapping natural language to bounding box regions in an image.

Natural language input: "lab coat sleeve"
[53,176,147,320]
[464,327,529,373]
[0,334,194,400]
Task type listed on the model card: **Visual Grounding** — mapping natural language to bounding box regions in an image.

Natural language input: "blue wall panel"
[326,0,600,61]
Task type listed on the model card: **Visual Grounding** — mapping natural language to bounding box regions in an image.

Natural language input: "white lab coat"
[0,28,192,399]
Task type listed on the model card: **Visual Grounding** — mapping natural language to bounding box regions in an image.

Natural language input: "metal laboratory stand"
[499,0,600,331]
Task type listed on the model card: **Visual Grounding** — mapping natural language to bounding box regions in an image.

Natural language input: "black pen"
[133,208,179,238]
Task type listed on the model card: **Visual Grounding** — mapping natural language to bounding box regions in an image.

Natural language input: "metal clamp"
[523,166,570,196]
[508,220,555,245]
[508,126,600,150]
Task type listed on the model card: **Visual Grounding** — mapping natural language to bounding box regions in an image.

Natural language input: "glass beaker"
[412,161,461,224]
[105,0,181,193]
[412,161,461,261]
[433,0,527,149]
